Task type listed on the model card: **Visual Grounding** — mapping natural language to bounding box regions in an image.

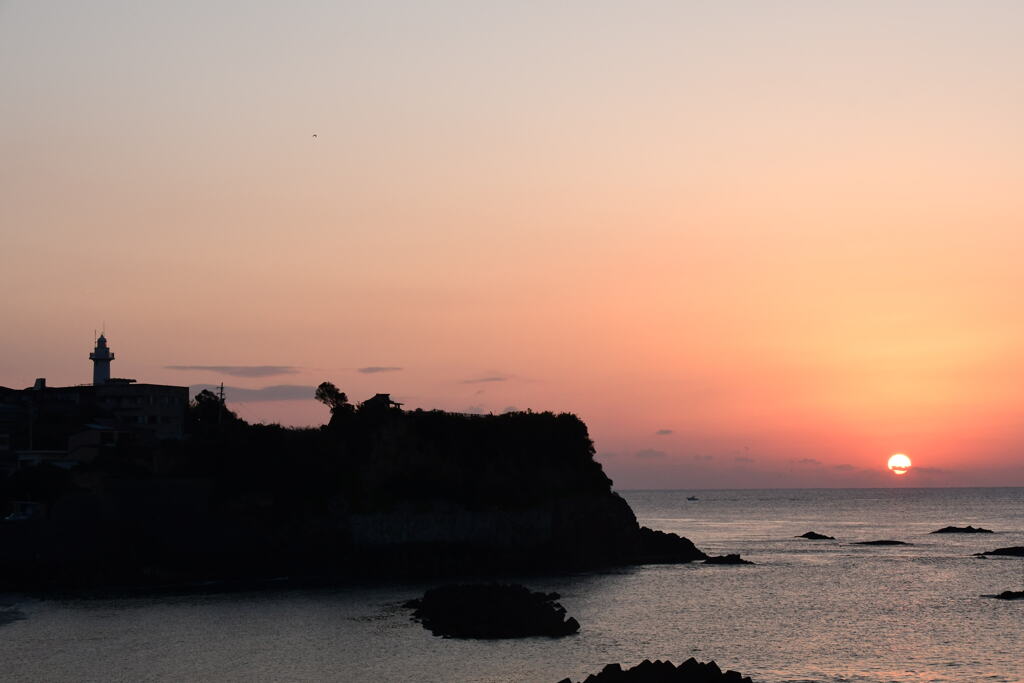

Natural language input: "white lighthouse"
[89,334,115,385]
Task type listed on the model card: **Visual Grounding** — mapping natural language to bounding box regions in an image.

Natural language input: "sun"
[887,453,912,475]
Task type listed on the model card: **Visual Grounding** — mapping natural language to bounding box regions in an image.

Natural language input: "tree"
[192,389,221,410]
[315,381,353,416]
[187,388,241,435]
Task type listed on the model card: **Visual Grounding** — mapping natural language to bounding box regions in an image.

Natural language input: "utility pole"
[217,382,225,426]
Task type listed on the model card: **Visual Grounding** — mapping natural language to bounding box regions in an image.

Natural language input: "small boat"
[686,495,698,501]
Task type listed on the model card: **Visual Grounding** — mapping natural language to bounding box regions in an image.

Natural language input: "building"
[360,393,403,412]
[0,335,189,470]
[89,334,115,385]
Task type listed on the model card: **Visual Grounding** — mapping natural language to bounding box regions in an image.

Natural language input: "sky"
[3,1,1024,488]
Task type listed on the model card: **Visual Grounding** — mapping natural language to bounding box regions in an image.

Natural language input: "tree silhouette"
[188,388,241,434]
[315,381,353,416]
[192,389,220,409]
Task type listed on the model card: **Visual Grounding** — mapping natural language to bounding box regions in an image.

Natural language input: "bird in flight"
[312,133,317,138]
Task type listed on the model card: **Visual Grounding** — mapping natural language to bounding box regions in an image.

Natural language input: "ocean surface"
[2,488,1022,683]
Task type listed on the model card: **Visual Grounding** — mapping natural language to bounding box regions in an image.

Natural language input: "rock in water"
[975,546,1024,557]
[703,554,753,565]
[982,591,1024,600]
[405,583,580,638]
[798,531,835,540]
[931,525,994,534]
[560,657,753,682]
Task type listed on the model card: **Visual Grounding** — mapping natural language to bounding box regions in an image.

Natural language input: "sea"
[1,488,1021,683]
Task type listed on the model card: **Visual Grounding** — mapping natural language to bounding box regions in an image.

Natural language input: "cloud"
[358,366,402,374]
[502,406,519,413]
[461,376,508,384]
[463,404,487,414]
[795,458,822,466]
[691,454,714,462]
[734,456,755,463]
[655,429,674,435]
[635,448,667,458]
[833,463,855,471]
[168,365,299,378]
[191,384,315,402]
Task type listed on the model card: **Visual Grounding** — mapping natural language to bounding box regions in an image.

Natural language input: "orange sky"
[3,2,1024,487]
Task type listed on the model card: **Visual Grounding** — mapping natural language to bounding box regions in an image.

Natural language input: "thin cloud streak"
[358,366,403,374]
[461,376,508,384]
[169,365,299,378]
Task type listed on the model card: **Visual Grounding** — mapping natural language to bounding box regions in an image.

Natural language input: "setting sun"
[887,453,912,475]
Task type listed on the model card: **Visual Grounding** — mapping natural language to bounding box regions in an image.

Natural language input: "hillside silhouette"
[0,384,704,590]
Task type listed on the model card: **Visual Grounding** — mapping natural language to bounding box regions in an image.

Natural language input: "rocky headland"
[797,531,834,540]
[634,527,707,564]
[931,525,993,534]
[0,388,709,591]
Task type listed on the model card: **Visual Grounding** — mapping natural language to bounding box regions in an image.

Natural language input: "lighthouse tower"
[89,334,115,385]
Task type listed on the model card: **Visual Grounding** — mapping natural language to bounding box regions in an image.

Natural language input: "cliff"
[332,408,646,574]
[0,400,703,590]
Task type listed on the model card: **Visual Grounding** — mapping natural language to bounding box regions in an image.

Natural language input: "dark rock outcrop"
[974,546,1024,557]
[854,540,909,546]
[405,583,580,638]
[931,525,993,534]
[557,657,753,683]
[982,591,1024,600]
[337,409,648,577]
[634,527,707,564]
[1,402,712,591]
[703,554,753,565]
[797,531,834,540]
